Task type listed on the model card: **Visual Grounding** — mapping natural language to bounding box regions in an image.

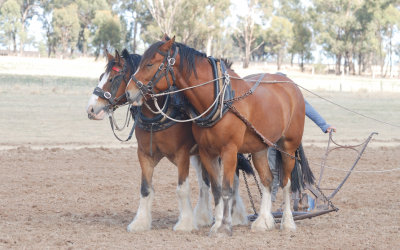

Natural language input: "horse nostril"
[126,91,131,101]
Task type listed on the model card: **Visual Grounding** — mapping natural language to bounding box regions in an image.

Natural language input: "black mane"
[122,49,142,73]
[141,41,207,79]
[105,49,142,74]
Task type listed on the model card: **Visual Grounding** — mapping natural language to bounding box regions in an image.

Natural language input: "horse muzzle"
[87,105,106,120]
[126,90,143,106]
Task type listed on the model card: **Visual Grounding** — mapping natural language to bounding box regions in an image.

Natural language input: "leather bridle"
[92,64,129,110]
[130,45,178,98]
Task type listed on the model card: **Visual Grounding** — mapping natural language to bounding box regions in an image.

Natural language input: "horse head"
[126,36,181,105]
[87,49,141,120]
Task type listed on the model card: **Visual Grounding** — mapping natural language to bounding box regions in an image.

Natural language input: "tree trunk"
[12,33,17,53]
[132,20,138,53]
[19,26,25,55]
[335,54,341,75]
[300,51,304,72]
[243,41,251,68]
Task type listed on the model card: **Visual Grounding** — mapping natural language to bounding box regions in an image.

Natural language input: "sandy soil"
[1,58,399,249]
[1,144,399,249]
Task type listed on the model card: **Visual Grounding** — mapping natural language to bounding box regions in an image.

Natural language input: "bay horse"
[126,37,314,236]
[86,49,249,232]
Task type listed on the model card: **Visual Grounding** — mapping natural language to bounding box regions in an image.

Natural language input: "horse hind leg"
[280,150,297,231]
[191,155,213,227]
[173,150,197,231]
[250,149,276,231]
[127,149,160,232]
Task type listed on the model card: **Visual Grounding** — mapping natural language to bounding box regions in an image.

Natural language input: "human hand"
[326,126,337,133]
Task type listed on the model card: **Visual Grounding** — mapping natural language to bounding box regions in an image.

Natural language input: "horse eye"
[146,63,153,67]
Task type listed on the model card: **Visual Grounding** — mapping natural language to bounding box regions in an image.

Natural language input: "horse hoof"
[280,218,296,231]
[232,210,248,226]
[173,218,198,231]
[251,215,275,232]
[209,223,232,237]
[127,219,151,232]
[194,210,213,227]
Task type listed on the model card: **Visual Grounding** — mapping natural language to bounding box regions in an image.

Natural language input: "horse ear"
[161,33,171,41]
[160,36,175,52]
[105,49,113,61]
[115,50,121,63]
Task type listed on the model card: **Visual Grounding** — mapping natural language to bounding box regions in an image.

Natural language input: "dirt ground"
[1,59,400,248]
[1,144,399,249]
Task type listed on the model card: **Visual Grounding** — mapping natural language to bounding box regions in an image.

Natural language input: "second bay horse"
[86,49,249,232]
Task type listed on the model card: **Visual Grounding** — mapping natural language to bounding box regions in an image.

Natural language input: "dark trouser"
[267,147,279,202]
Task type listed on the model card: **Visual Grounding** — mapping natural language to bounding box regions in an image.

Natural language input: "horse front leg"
[173,149,197,231]
[250,149,276,231]
[212,146,238,236]
[198,149,224,234]
[190,155,213,227]
[127,148,160,232]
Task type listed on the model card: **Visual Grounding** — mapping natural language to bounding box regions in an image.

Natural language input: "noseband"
[93,64,129,109]
[130,45,178,97]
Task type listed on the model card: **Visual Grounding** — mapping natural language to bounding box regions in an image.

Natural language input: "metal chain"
[228,105,299,160]
[242,169,258,215]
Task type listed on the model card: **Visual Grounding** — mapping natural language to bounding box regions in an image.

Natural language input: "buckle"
[136,81,143,88]
[104,92,112,99]
[168,57,175,66]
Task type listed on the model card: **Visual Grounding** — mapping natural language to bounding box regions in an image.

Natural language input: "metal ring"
[168,57,175,66]
[104,92,112,99]
[158,63,165,70]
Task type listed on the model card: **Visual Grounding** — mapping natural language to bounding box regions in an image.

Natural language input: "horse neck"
[175,58,217,113]
[141,96,166,118]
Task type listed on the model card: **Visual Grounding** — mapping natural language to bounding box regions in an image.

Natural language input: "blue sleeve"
[305,100,330,133]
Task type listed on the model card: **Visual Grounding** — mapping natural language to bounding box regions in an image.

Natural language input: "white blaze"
[86,71,110,110]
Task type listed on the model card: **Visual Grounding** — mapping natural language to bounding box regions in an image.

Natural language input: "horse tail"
[236,153,255,176]
[290,143,315,192]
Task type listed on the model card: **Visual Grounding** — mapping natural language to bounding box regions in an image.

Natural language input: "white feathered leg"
[191,156,213,227]
[281,179,296,231]
[127,189,154,232]
[251,184,275,231]
[174,179,197,231]
[231,174,248,226]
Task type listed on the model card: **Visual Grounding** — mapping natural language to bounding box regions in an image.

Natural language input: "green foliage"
[0,0,22,51]
[92,10,121,57]
[52,3,80,56]
[264,16,293,69]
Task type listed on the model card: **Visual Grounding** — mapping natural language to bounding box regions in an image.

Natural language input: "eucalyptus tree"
[312,0,363,75]
[52,3,80,57]
[75,0,109,56]
[233,0,272,68]
[372,1,400,77]
[142,0,230,57]
[0,0,22,52]
[0,0,38,54]
[278,0,313,72]
[118,0,151,53]
[264,15,293,70]
[91,10,122,58]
